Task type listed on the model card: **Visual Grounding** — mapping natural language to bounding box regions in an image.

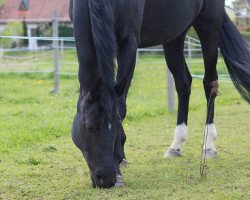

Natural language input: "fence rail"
[0,35,230,112]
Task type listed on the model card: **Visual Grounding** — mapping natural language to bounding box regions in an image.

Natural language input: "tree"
[233,0,250,11]
[233,0,250,29]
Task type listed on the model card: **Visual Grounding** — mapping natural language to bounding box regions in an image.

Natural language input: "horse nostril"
[96,174,102,184]
[95,173,116,188]
[96,175,107,187]
[99,178,104,185]
[96,174,107,187]
[92,170,116,188]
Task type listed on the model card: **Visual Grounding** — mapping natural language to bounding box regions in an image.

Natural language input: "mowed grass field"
[0,55,250,199]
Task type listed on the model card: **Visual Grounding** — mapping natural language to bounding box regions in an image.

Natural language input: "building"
[0,0,71,49]
[232,0,250,30]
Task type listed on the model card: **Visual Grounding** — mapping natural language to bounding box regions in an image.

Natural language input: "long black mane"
[89,0,117,119]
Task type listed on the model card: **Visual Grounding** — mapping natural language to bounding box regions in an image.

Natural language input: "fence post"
[0,39,2,57]
[136,49,139,67]
[53,11,59,93]
[188,37,192,68]
[0,47,2,64]
[167,68,175,112]
[60,38,64,70]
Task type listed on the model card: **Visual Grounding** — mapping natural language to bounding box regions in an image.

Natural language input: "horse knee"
[176,79,192,98]
[120,127,126,145]
[118,97,127,120]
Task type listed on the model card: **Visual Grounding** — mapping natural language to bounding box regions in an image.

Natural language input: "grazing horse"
[70,0,250,188]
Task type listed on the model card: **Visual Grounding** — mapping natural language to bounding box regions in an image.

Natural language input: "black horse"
[70,0,250,188]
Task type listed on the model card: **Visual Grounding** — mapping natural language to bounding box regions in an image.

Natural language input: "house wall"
[27,23,38,50]
[0,24,4,32]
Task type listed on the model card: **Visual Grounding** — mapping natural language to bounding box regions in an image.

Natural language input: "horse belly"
[139,0,203,47]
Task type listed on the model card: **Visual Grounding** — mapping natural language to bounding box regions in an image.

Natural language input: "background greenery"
[0,0,4,7]
[0,22,23,48]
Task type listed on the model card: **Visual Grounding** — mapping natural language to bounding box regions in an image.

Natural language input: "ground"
[0,55,249,199]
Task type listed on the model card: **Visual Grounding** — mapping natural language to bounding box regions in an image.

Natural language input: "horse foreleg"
[163,32,192,158]
[116,33,139,166]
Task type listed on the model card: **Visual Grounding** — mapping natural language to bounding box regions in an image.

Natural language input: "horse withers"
[70,0,250,188]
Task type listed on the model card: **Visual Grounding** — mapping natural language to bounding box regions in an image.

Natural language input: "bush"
[0,22,24,48]
[36,23,53,46]
[59,23,73,37]
[36,22,73,45]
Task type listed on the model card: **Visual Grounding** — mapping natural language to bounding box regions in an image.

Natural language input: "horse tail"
[219,12,250,103]
[88,0,117,117]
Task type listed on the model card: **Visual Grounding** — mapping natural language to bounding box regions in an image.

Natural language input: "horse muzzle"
[92,170,116,188]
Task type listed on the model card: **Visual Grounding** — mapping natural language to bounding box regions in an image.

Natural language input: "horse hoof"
[115,174,124,187]
[202,149,217,159]
[119,159,128,168]
[164,148,182,158]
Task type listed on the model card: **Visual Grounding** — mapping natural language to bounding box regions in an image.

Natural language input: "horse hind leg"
[193,1,224,158]
[195,31,219,159]
[163,32,192,158]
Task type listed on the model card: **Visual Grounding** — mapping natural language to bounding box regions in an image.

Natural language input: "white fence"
[0,35,230,112]
[0,35,204,73]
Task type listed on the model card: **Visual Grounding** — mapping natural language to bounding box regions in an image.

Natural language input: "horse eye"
[86,125,95,132]
[85,122,99,132]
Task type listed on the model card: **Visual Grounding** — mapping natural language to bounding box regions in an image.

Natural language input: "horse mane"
[88,0,117,119]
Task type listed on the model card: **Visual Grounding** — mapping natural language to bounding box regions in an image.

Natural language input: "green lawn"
[0,57,249,199]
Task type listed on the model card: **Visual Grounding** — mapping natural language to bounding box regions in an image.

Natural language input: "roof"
[0,0,70,23]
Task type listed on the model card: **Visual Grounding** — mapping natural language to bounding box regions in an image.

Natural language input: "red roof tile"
[0,0,70,23]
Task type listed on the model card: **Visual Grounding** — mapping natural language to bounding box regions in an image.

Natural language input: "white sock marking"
[170,123,188,150]
[203,123,217,151]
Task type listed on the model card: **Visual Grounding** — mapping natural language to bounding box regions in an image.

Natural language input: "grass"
[0,56,250,199]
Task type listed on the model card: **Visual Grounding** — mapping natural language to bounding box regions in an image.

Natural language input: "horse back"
[140,0,204,47]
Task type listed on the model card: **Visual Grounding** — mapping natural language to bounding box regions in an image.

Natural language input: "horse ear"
[88,77,102,101]
[114,76,127,97]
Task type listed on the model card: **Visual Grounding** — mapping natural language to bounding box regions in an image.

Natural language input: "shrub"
[0,21,24,48]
